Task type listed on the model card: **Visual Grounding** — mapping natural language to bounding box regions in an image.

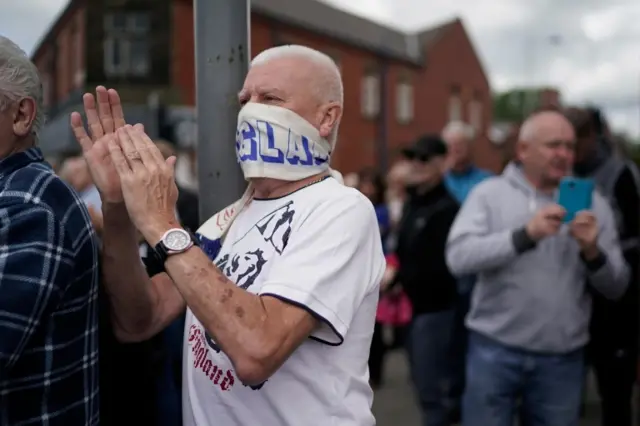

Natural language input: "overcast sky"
[3,0,640,137]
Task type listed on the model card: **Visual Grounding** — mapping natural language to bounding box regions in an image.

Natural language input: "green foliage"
[493,89,545,123]
[626,142,640,167]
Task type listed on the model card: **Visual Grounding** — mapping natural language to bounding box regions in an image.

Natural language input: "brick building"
[31,0,500,173]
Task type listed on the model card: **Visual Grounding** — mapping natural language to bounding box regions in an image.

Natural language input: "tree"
[493,89,553,123]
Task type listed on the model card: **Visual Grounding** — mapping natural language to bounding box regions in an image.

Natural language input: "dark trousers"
[449,275,475,421]
[408,310,456,426]
[591,347,636,426]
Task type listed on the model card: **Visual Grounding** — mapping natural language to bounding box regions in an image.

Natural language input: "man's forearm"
[585,247,629,300]
[102,203,158,334]
[164,247,273,376]
[446,229,522,276]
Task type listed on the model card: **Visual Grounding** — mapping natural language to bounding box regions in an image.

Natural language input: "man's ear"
[13,97,37,138]
[515,140,528,163]
[318,102,341,140]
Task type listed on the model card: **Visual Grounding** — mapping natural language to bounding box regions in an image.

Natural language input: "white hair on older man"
[442,121,475,141]
[251,45,343,147]
[0,36,44,141]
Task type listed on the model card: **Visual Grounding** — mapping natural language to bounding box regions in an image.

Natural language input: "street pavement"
[372,350,605,425]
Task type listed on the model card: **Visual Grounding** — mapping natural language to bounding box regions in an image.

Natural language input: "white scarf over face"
[197,103,343,248]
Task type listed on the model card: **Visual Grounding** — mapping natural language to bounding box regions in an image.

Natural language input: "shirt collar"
[0,147,45,180]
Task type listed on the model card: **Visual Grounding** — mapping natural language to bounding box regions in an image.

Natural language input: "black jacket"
[395,182,459,315]
[590,166,640,353]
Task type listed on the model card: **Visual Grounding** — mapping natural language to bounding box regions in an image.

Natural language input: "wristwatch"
[153,228,199,264]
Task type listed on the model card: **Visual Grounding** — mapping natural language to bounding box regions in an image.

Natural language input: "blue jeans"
[463,332,585,426]
[408,310,456,426]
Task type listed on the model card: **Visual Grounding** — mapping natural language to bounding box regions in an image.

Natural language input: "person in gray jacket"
[446,110,628,426]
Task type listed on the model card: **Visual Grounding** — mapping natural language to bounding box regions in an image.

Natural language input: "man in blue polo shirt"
[441,121,492,422]
[442,121,493,203]
[0,36,99,425]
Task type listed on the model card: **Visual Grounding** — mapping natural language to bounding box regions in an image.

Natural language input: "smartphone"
[557,177,594,222]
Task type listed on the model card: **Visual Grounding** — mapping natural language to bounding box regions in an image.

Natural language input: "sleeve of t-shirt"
[259,192,386,345]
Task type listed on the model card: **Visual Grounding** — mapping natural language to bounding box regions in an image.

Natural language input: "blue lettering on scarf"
[237,121,258,161]
[257,121,284,163]
[286,134,313,165]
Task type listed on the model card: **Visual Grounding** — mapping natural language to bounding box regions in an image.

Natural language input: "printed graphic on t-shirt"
[190,200,297,393]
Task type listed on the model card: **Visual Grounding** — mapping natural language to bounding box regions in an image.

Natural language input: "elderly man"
[0,37,99,424]
[441,121,492,421]
[446,110,628,425]
[441,121,492,204]
[71,45,384,426]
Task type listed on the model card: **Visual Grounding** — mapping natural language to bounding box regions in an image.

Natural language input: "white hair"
[0,36,44,141]
[251,45,343,147]
[442,121,475,141]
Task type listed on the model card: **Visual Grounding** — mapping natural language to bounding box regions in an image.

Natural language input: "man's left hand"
[570,211,599,258]
[107,125,180,245]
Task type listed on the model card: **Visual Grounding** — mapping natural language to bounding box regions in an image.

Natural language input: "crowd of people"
[0,32,638,426]
[350,107,640,426]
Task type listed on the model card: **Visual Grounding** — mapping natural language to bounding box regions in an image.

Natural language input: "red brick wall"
[539,88,561,109]
[32,6,86,106]
[171,0,195,105]
[419,21,501,172]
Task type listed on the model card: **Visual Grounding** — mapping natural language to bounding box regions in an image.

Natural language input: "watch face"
[163,229,191,251]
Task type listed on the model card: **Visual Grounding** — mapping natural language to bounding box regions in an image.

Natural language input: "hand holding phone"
[557,177,594,222]
[526,204,566,241]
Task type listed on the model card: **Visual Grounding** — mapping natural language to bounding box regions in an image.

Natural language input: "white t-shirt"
[183,177,385,426]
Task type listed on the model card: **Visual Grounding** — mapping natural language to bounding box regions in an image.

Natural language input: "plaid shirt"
[0,148,99,425]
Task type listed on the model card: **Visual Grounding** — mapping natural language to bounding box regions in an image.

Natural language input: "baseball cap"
[401,134,448,161]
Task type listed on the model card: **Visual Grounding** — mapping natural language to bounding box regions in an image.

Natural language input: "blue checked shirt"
[0,148,99,425]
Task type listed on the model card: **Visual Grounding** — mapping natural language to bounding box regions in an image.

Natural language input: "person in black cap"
[390,134,460,426]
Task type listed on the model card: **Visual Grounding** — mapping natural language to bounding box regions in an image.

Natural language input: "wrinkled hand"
[108,125,180,245]
[70,86,143,203]
[570,211,599,256]
[525,204,566,241]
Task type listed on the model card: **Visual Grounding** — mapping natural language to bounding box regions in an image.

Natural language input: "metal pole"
[194,0,249,221]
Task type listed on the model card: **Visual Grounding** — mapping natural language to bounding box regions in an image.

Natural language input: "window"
[396,80,413,123]
[469,95,483,133]
[361,70,380,119]
[103,12,151,77]
[448,86,462,121]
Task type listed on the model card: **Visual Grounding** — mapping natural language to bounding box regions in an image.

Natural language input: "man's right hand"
[70,86,143,204]
[525,204,566,241]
